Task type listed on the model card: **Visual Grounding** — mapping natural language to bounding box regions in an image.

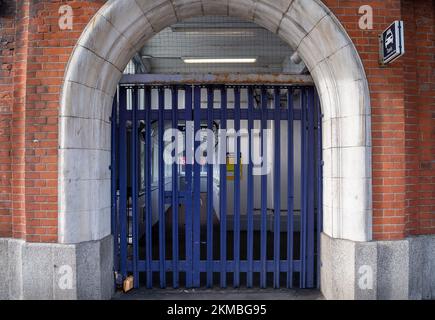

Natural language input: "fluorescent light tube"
[183,58,257,64]
[171,27,256,36]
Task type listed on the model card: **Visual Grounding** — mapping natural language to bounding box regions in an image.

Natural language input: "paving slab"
[113,288,324,300]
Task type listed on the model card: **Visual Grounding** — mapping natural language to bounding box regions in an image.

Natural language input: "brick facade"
[401,0,435,236]
[0,0,15,238]
[1,0,104,242]
[0,0,433,242]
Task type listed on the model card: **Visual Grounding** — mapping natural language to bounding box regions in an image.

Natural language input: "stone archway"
[59,0,372,247]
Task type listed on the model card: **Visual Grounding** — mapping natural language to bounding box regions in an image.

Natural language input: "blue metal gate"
[112,84,322,289]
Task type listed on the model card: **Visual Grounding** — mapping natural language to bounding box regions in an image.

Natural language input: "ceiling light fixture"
[171,27,260,35]
[182,58,257,64]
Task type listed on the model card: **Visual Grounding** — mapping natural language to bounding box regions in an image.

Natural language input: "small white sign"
[381,21,405,64]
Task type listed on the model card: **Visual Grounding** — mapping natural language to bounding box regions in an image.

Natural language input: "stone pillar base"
[0,235,114,300]
[321,233,435,300]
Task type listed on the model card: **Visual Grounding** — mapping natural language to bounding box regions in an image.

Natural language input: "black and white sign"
[381,21,405,64]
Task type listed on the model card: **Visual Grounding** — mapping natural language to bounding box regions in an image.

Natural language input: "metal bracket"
[378,35,387,68]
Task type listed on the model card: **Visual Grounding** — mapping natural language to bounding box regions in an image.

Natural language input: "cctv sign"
[381,21,405,64]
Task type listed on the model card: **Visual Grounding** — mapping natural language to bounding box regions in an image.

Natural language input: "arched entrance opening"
[59,0,372,296]
[113,14,322,290]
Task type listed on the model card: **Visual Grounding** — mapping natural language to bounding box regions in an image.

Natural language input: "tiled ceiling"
[139,16,306,74]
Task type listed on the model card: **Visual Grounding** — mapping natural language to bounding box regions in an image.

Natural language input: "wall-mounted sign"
[226,153,242,181]
[380,21,405,65]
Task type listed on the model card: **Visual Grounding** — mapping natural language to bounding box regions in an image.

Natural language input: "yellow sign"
[226,154,242,180]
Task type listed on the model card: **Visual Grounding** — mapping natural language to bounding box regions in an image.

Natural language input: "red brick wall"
[324,0,408,240]
[11,0,30,241]
[0,0,16,238]
[1,0,104,242]
[0,0,433,242]
[402,0,435,236]
[21,1,105,242]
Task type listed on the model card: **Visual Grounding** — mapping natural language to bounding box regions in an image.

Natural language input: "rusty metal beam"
[119,73,313,85]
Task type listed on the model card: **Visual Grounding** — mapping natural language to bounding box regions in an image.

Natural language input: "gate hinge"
[114,271,123,287]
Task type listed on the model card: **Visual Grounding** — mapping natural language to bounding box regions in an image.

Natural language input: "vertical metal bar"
[185,85,193,288]
[234,87,241,288]
[273,87,281,288]
[172,86,179,288]
[247,86,254,288]
[158,87,166,288]
[111,95,119,276]
[306,87,315,288]
[220,87,228,288]
[119,87,128,279]
[316,91,323,289]
[145,87,153,288]
[287,87,294,289]
[260,86,268,289]
[300,88,307,288]
[206,87,214,288]
[131,87,139,288]
[193,86,201,288]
